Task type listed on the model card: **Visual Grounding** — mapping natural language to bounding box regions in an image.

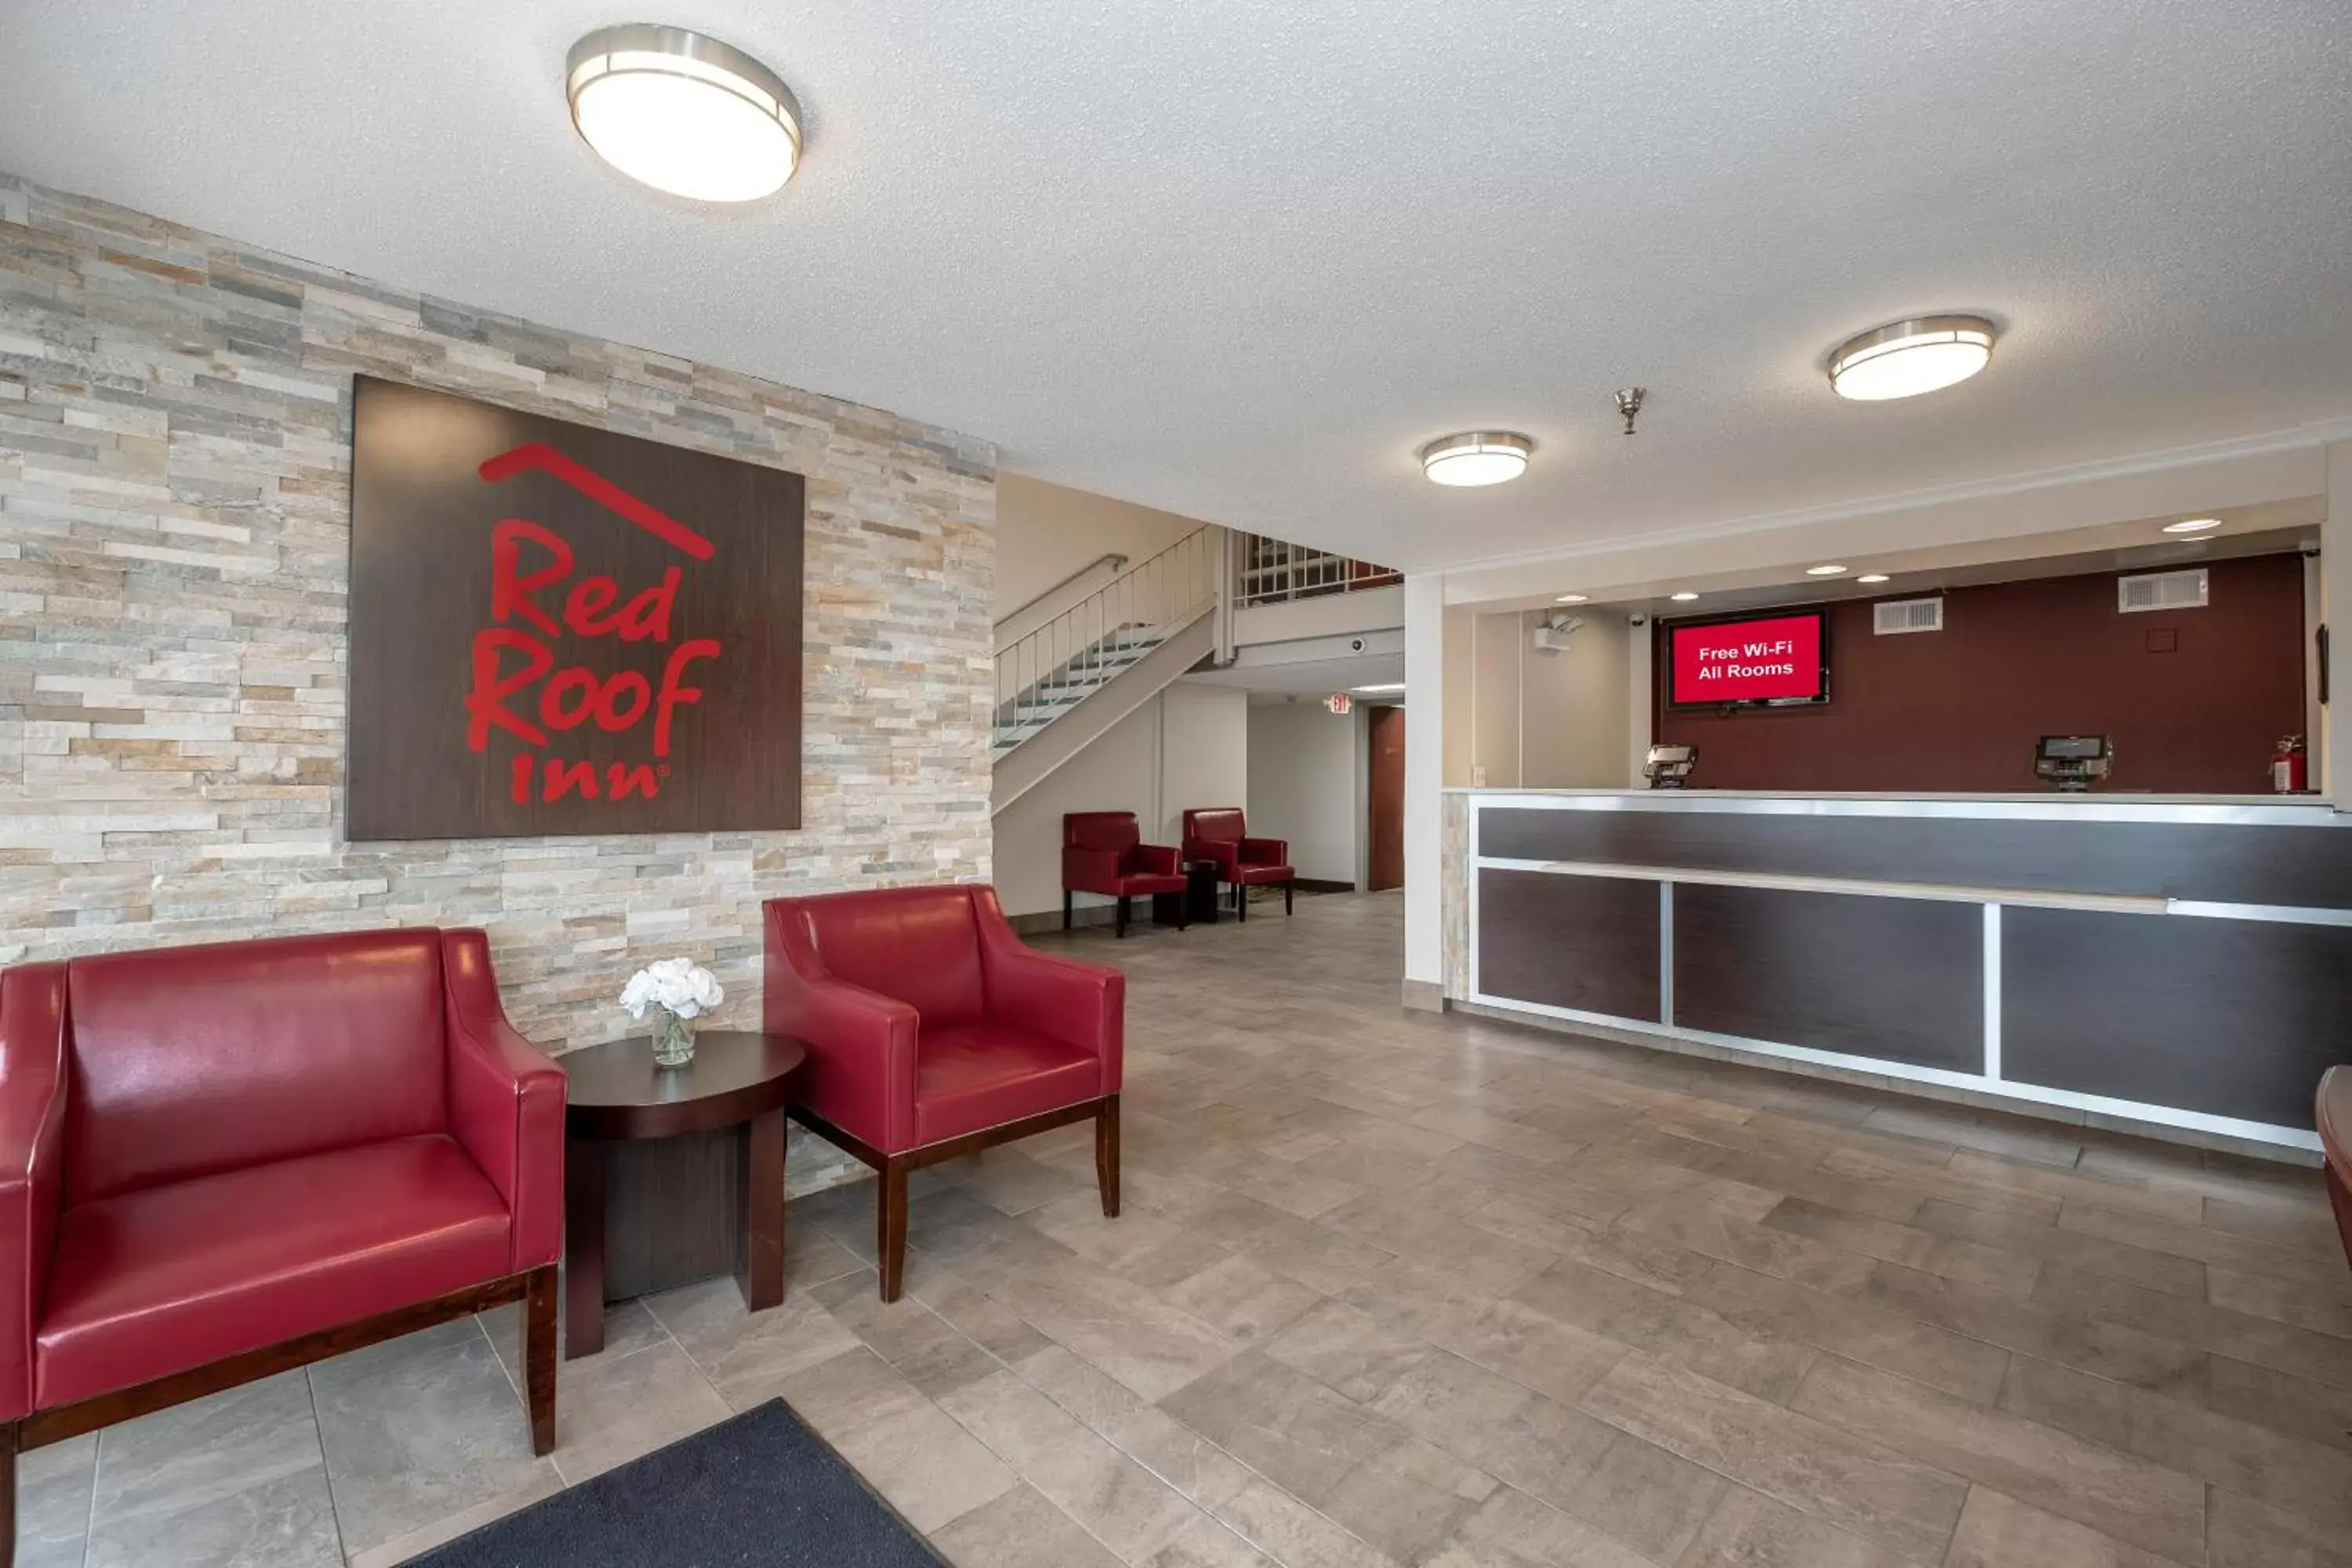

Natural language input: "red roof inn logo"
[469,444,721,805]
[347,379,804,841]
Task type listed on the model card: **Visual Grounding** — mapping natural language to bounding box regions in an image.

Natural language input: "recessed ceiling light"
[1828,315,1997,401]
[2162,517,2223,535]
[1857,573,1890,584]
[568,25,803,202]
[1555,593,1588,604]
[1352,682,1407,695]
[1806,564,1849,576]
[1420,431,1533,487]
[1669,591,1700,602]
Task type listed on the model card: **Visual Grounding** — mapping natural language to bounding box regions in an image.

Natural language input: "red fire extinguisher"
[2271,735,2307,793]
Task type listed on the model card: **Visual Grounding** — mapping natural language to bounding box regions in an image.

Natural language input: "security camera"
[1628,612,1649,626]
[1348,637,1367,652]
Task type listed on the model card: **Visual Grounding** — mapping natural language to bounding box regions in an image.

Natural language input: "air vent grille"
[1872,597,1944,635]
[2118,568,2208,614]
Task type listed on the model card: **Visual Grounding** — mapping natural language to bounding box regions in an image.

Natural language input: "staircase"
[992,527,1219,810]
[992,623,1172,753]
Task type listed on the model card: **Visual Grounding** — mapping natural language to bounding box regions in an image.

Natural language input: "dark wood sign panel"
[347,378,804,840]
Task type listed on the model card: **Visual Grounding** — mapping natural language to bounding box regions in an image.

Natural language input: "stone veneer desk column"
[1442,788,2352,1160]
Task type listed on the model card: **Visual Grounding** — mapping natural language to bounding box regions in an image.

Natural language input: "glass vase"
[651,1008,697,1069]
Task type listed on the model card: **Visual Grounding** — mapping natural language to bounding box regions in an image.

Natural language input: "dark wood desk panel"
[1671,884,1983,1073]
[2002,907,2352,1129]
[1479,869,1661,1022]
[1479,806,2352,909]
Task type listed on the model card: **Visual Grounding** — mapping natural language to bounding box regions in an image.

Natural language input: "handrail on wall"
[993,551,1130,633]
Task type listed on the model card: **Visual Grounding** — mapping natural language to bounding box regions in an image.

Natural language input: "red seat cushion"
[1229,864,1292,884]
[914,1024,1104,1146]
[37,1134,511,1409]
[1109,873,1188,896]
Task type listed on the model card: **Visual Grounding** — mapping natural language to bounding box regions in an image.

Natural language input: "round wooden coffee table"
[561,1029,806,1359]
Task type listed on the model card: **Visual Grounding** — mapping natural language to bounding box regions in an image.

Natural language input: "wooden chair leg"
[1116,895,1129,938]
[524,1264,557,1457]
[1062,891,1073,931]
[1095,1095,1121,1218]
[0,1418,17,1568]
[1285,879,1295,916]
[1236,882,1248,922]
[878,1159,910,1302]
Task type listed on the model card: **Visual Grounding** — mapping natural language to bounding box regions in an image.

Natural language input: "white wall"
[2327,440,2350,807]
[1248,699,1360,884]
[1466,612,1635,789]
[996,473,1205,624]
[991,680,1250,920]
[1403,573,1450,992]
[1522,615,1632,787]
[1159,682,1251,844]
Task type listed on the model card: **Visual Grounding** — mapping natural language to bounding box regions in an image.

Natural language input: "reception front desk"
[1444,788,2352,1156]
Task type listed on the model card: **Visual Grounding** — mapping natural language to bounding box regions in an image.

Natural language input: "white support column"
[2325,441,2350,809]
[1403,571,1449,1007]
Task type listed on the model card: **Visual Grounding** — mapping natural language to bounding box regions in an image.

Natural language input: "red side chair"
[1063,811,1189,938]
[764,884,1123,1301]
[0,930,564,1544]
[1182,807,1295,922]
[2322,1066,2352,1286]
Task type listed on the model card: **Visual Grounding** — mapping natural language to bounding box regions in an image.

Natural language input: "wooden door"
[1367,705,1406,891]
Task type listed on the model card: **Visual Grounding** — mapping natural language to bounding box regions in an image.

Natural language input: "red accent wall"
[1654,552,2308,794]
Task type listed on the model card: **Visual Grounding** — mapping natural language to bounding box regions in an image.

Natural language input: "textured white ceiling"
[2,2,2347,572]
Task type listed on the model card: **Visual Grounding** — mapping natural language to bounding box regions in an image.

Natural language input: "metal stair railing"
[993,527,1218,749]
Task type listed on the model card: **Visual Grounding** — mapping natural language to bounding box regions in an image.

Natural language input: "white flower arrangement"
[619,956,724,1023]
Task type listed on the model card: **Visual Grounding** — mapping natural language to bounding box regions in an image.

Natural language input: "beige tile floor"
[22,891,2352,1567]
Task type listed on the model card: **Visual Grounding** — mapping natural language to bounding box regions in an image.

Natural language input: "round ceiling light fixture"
[1555,593,1589,604]
[2162,517,2223,535]
[1828,315,1997,401]
[1857,573,1890,584]
[1420,431,1533,487]
[1806,564,1849,576]
[1669,591,1700,602]
[567,25,804,202]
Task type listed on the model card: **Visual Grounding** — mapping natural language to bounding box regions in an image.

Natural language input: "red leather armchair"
[0,929,563,1541]
[1182,807,1296,921]
[1063,811,1189,938]
[764,884,1123,1300]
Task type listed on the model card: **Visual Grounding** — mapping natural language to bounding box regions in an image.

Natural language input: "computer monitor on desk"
[2034,735,2111,792]
[1644,743,1697,789]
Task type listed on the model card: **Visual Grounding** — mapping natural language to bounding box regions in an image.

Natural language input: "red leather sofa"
[764,884,1123,1300]
[0,929,564,1540]
[1181,807,1296,921]
[1062,811,1189,937]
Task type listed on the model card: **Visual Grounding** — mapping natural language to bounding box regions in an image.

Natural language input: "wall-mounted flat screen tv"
[1666,610,1828,708]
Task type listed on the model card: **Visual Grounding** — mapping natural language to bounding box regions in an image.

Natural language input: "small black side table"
[561,1030,805,1359]
[1178,858,1223,925]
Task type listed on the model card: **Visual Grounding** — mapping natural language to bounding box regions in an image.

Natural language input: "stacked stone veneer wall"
[0,173,996,1054]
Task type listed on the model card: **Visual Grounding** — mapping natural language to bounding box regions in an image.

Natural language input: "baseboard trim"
[1294,879,1355,894]
[1400,978,1446,1014]
[1452,997,2321,1168]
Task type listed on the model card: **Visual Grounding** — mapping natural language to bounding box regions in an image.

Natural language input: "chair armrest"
[977,908,1124,1091]
[1134,843,1181,877]
[441,931,567,1272]
[1184,837,1241,877]
[1241,836,1290,866]
[1062,845,1123,894]
[764,902,921,1153]
[0,964,68,1421]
